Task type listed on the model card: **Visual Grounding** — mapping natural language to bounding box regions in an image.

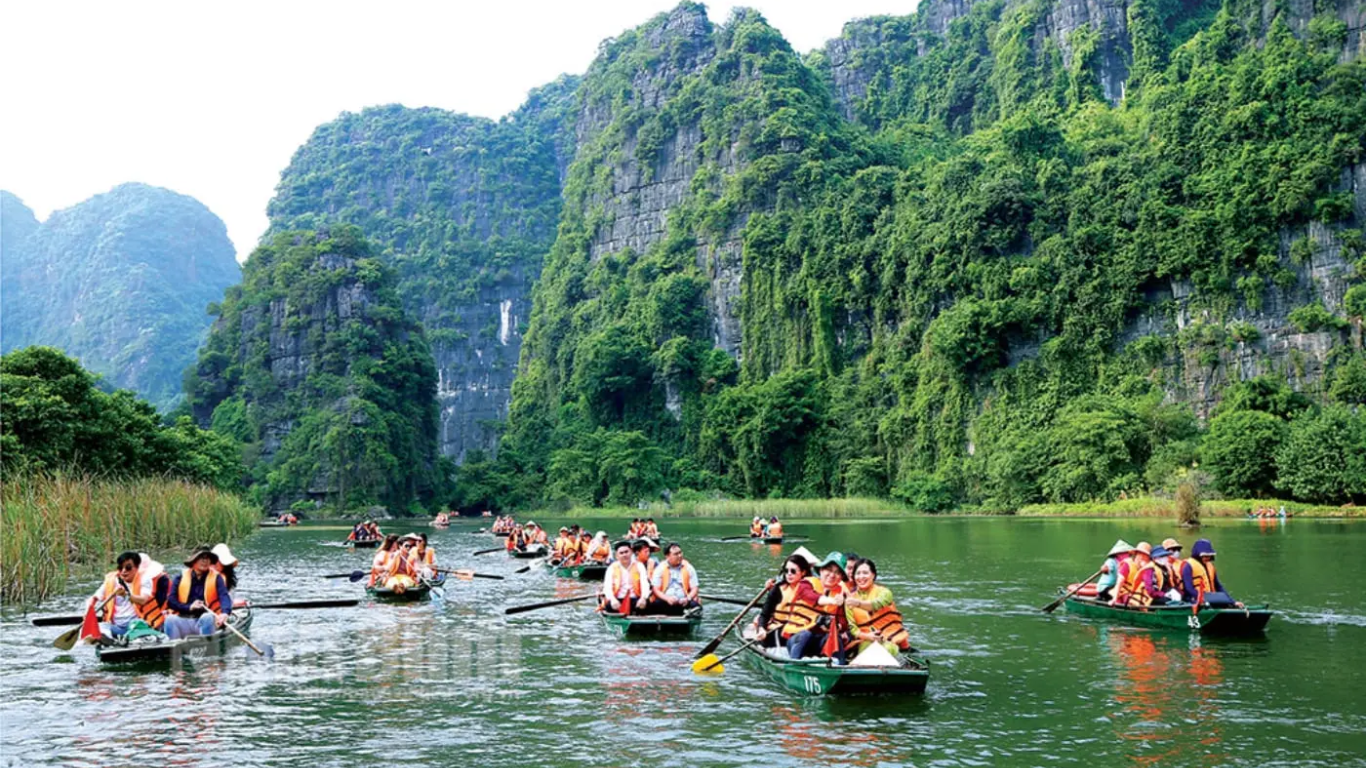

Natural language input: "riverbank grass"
[0,474,257,604]
[546,497,907,519]
[1015,497,1356,518]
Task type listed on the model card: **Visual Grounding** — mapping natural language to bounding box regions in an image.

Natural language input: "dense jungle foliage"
[0,185,240,411]
[473,0,1366,512]
[185,228,443,513]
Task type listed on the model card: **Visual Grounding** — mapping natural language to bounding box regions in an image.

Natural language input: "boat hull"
[1063,596,1272,635]
[509,545,549,559]
[95,608,255,664]
[552,562,609,580]
[367,575,443,603]
[601,606,703,639]
[741,642,930,696]
[351,538,381,549]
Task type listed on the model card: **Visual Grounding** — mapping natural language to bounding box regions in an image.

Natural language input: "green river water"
[2,516,1363,767]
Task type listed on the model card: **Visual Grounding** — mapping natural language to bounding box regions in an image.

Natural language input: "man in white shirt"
[91,551,166,638]
[601,541,650,615]
[649,542,699,615]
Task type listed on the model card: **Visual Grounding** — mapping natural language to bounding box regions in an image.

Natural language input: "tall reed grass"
[0,473,257,604]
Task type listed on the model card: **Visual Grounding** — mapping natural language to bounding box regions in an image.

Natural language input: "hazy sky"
[2,0,917,260]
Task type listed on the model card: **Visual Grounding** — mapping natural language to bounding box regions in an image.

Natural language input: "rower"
[164,546,232,640]
[91,551,168,638]
[750,516,764,538]
[1182,538,1244,608]
[648,542,699,615]
[601,541,650,615]
[749,553,820,650]
[633,537,660,581]
[1095,539,1132,602]
[845,559,912,656]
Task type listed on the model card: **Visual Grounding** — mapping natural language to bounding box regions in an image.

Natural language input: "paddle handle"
[703,637,762,672]
[221,618,265,656]
[1041,567,1106,613]
[504,594,595,615]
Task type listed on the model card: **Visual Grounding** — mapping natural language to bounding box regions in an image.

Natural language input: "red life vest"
[773,582,822,638]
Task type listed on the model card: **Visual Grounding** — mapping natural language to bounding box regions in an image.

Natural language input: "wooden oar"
[720,535,756,541]
[698,594,753,607]
[473,547,504,556]
[694,585,769,660]
[1041,567,1105,613]
[52,592,118,650]
[248,599,360,609]
[513,556,550,574]
[433,568,505,580]
[693,635,763,674]
[504,594,596,615]
[323,571,363,579]
[221,618,271,658]
[32,614,87,627]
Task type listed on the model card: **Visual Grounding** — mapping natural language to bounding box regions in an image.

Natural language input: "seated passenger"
[648,542,699,615]
[1095,539,1132,602]
[845,559,912,656]
[163,547,232,640]
[1181,538,1244,608]
[601,541,650,615]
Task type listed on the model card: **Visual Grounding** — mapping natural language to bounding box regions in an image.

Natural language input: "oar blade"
[691,654,724,674]
[349,570,369,583]
[52,626,82,651]
[694,635,725,660]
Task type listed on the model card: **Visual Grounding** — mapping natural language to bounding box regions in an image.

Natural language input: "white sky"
[1,0,917,260]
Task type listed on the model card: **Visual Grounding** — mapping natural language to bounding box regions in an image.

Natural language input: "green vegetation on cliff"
[485,1,1365,512]
[187,227,443,513]
[0,184,240,411]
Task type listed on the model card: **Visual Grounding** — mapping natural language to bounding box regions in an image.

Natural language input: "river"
[2,516,1363,767]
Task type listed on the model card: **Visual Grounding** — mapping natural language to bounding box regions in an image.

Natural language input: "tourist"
[586,531,611,563]
[750,516,764,538]
[749,554,819,650]
[845,559,911,655]
[210,543,241,607]
[649,542,699,615]
[645,518,660,538]
[601,540,650,615]
[410,533,436,577]
[786,552,849,662]
[383,537,420,593]
[633,537,661,581]
[766,516,784,538]
[164,546,231,640]
[90,551,167,638]
[1182,538,1244,608]
[1095,539,1132,602]
[370,534,401,586]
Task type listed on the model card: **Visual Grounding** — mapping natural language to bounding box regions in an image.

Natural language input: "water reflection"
[1106,630,1229,766]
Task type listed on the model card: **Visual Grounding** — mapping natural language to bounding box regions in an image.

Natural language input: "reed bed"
[549,497,908,519]
[0,473,257,605]
[1015,497,1355,518]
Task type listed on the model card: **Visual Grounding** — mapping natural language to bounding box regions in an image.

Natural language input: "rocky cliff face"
[0,184,239,411]
[268,84,575,462]
[189,228,441,511]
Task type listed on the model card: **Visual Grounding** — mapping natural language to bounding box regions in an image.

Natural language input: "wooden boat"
[95,608,255,664]
[350,537,382,549]
[367,575,444,603]
[551,561,609,580]
[1062,595,1272,635]
[761,536,783,544]
[738,627,930,696]
[509,544,549,559]
[601,605,703,639]
[259,519,290,528]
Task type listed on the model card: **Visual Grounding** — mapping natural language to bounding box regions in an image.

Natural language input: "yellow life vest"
[847,587,909,649]
[101,571,166,629]
[175,569,221,613]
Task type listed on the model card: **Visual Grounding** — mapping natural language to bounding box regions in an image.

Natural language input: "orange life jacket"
[100,571,166,629]
[767,522,783,537]
[847,589,910,650]
[605,562,645,599]
[750,521,764,536]
[589,542,611,562]
[653,560,693,596]
[1122,560,1162,608]
[1185,558,1217,596]
[773,582,822,638]
[175,569,221,613]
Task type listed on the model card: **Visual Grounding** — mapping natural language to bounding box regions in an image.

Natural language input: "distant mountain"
[0,184,240,411]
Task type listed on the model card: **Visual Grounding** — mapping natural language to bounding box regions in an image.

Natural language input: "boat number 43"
[802,676,823,694]
[1187,615,1201,629]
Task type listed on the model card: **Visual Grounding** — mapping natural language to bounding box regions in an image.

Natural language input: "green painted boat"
[509,544,549,559]
[551,562,609,580]
[95,608,255,664]
[600,606,703,639]
[1062,595,1272,635]
[366,575,443,603]
[739,632,930,697]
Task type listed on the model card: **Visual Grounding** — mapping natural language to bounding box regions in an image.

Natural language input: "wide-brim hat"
[1106,539,1133,557]
[1161,537,1183,552]
[791,546,819,568]
[559,527,569,533]
[637,537,660,551]
[183,546,219,567]
[1134,541,1152,556]
[1150,546,1171,559]
[210,543,238,566]
[817,551,847,572]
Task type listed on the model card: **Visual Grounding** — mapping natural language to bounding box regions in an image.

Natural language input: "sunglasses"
[784,567,801,575]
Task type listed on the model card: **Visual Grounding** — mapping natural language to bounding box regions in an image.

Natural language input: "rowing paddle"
[433,568,505,580]
[52,591,118,650]
[513,556,550,574]
[221,619,272,658]
[1041,567,1105,613]
[694,585,769,660]
[693,635,763,674]
[504,594,596,615]
[248,599,361,609]
[720,535,756,541]
[473,547,504,556]
[698,594,753,607]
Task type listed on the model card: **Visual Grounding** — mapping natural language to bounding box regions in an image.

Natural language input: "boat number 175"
[1187,615,1201,629]
[802,676,823,694]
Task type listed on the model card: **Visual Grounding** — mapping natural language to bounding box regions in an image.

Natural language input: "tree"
[1275,407,1366,504]
[1201,410,1286,497]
